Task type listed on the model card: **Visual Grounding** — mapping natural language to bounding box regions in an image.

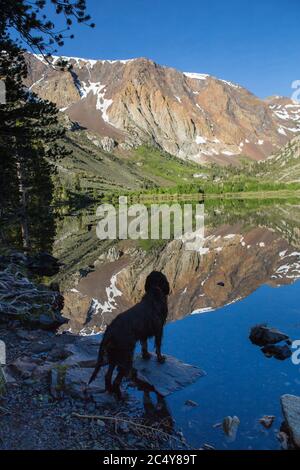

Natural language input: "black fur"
[88,271,170,398]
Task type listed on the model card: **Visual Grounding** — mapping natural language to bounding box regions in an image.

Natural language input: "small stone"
[223,416,240,441]
[184,399,198,407]
[97,420,106,427]
[202,443,216,450]
[3,370,17,385]
[259,415,275,429]
[262,343,292,360]
[86,403,96,413]
[212,422,222,429]
[10,357,37,379]
[119,422,130,433]
[24,378,35,386]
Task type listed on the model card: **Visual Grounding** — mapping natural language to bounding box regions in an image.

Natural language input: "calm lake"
[23,197,300,449]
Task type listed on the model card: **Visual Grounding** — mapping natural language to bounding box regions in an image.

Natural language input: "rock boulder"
[281,394,300,448]
[249,325,290,346]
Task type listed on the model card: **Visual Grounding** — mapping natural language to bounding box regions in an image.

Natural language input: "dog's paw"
[113,389,123,400]
[129,367,138,379]
[105,384,113,394]
[142,352,151,361]
[157,354,166,364]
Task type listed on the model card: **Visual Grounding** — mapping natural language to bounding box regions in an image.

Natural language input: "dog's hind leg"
[141,339,151,360]
[88,338,108,384]
[105,364,115,393]
[112,368,126,400]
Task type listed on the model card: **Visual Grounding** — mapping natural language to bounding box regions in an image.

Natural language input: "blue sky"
[25,0,300,98]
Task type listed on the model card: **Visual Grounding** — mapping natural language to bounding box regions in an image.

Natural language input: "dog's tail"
[88,335,110,385]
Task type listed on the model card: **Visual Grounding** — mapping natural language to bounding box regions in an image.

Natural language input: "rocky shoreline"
[0,326,193,450]
[0,252,190,450]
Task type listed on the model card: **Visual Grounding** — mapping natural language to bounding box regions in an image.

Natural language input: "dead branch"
[71,412,191,449]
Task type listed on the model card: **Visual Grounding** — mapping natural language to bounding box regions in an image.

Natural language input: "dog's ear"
[145,271,170,296]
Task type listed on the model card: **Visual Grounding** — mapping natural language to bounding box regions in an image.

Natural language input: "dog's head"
[145,271,170,296]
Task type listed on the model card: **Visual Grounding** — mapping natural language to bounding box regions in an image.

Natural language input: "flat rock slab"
[62,335,102,367]
[61,336,205,397]
[281,394,300,448]
[51,366,117,405]
[133,353,206,397]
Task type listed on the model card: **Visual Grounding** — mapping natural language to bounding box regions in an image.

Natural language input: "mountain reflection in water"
[52,199,300,336]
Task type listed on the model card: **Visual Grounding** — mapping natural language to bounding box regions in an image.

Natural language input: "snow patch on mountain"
[184,72,209,81]
[219,79,241,89]
[79,81,113,123]
[33,54,136,68]
[195,135,207,144]
[278,127,287,136]
[222,150,236,156]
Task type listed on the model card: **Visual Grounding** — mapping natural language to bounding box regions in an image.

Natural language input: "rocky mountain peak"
[24,52,300,164]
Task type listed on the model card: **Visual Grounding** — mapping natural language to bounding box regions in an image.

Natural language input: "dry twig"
[71,412,191,449]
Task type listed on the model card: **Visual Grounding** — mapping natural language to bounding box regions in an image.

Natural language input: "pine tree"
[0,1,94,56]
[0,1,94,250]
[0,38,70,249]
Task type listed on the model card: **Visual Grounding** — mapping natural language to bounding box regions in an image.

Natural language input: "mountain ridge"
[25,52,300,166]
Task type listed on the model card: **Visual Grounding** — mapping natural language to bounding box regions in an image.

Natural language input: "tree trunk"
[16,159,30,250]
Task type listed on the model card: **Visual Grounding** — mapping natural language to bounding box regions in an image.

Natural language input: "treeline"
[98,179,300,203]
[201,180,300,194]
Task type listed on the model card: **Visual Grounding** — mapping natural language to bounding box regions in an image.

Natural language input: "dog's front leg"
[112,369,125,400]
[105,364,115,393]
[141,340,151,360]
[155,329,165,364]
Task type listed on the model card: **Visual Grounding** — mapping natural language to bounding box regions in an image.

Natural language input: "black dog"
[88,271,170,397]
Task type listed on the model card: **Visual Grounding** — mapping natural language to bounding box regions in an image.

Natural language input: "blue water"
[145,281,300,449]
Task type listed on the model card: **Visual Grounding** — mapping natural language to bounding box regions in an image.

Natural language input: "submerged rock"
[184,399,199,407]
[259,415,275,429]
[249,324,292,361]
[277,431,289,450]
[280,394,300,448]
[202,443,216,450]
[222,416,240,442]
[249,324,290,347]
[261,343,292,360]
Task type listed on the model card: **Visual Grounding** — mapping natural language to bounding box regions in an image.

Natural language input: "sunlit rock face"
[25,53,300,165]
